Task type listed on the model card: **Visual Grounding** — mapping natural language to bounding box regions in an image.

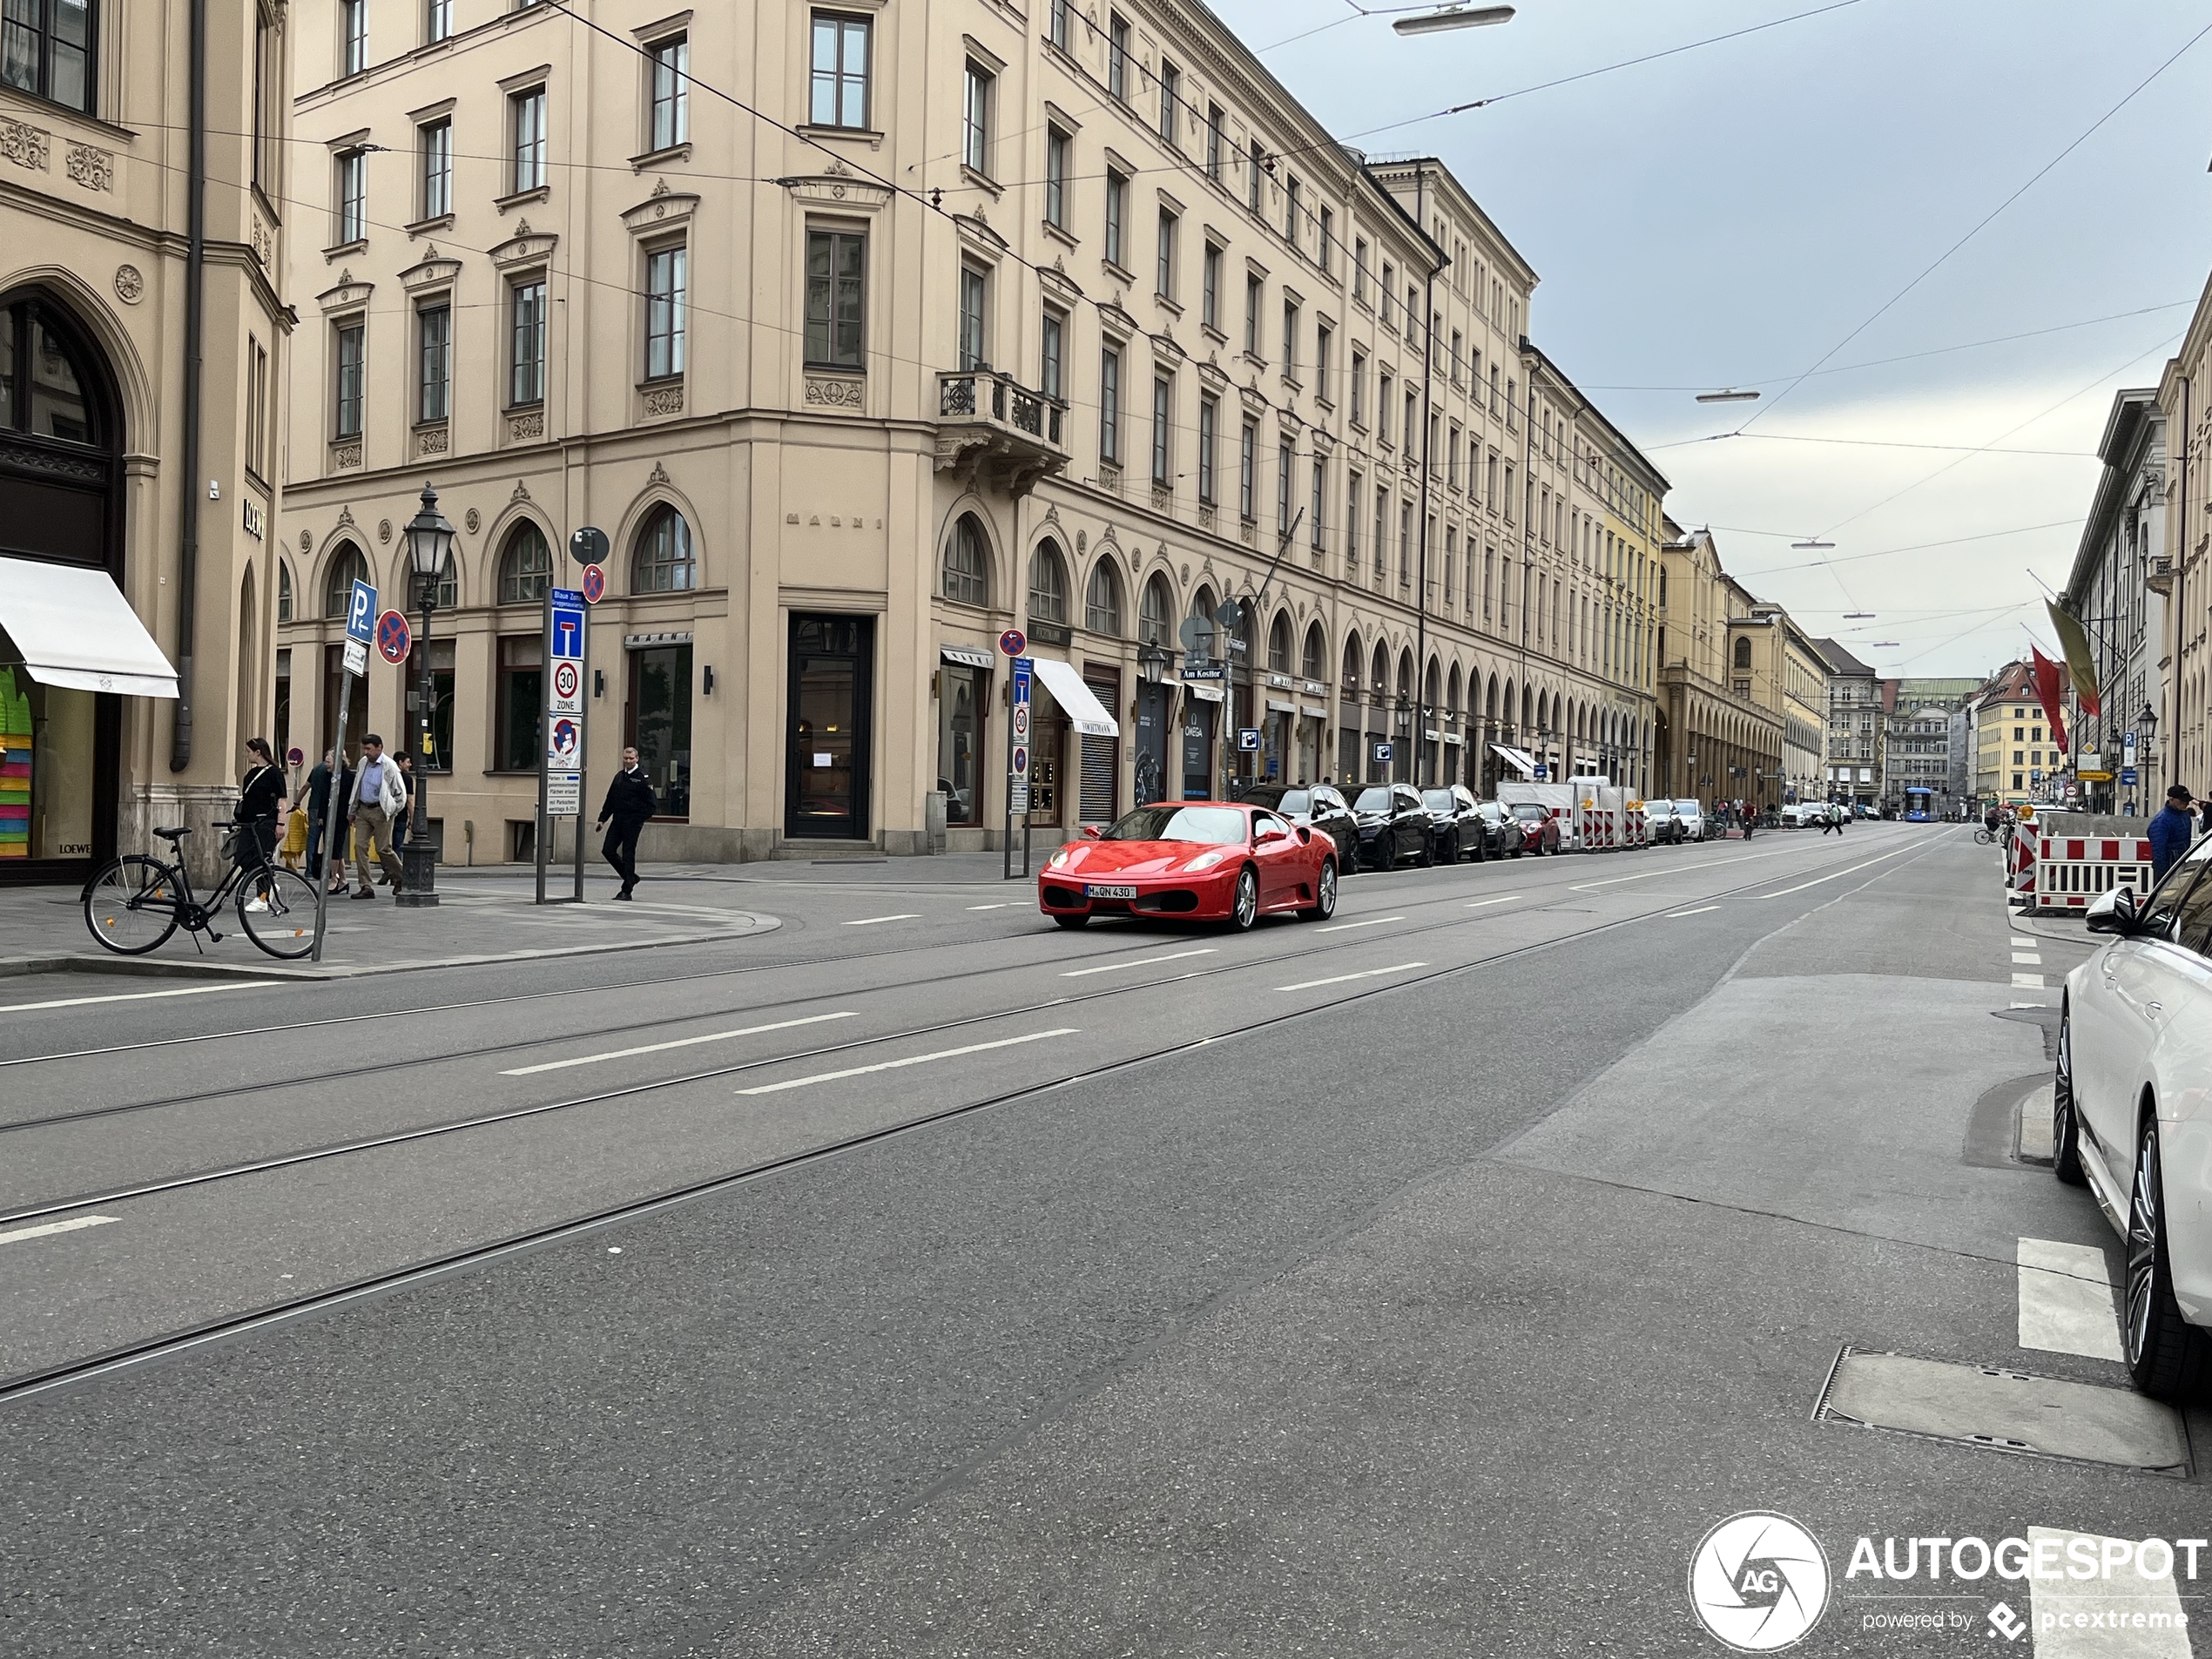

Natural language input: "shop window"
[628,643,692,818]
[937,658,985,825]
[496,635,543,771]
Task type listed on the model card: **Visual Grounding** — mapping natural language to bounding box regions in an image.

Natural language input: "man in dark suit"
[595,746,658,900]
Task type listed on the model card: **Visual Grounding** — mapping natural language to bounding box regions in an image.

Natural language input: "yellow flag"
[2045,600,2101,718]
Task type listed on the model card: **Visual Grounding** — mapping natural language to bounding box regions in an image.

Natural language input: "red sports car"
[1039,801,1339,930]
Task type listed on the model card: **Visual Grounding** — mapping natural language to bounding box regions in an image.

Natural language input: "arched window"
[1370,643,1388,697]
[0,299,100,445]
[1302,623,1325,682]
[1267,612,1291,674]
[1138,573,1172,644]
[420,550,458,610]
[323,541,369,617]
[632,506,696,593]
[1734,636,1752,670]
[1424,658,1440,711]
[1341,632,1361,690]
[1083,557,1123,636]
[943,514,989,606]
[1189,585,1217,625]
[277,561,294,624]
[498,521,552,605]
[1028,541,1069,625]
[1447,664,1462,718]
[1396,652,1413,703]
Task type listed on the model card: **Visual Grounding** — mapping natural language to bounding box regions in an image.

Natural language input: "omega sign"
[240,498,265,540]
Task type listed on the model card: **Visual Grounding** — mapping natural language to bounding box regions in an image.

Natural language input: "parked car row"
[1037,790,1743,931]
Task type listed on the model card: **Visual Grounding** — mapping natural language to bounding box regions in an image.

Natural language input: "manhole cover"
[1813,1348,2188,1474]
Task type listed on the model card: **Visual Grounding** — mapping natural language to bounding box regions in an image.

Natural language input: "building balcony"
[934,369,1071,498]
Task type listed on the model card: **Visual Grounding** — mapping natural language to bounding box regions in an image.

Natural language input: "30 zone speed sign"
[551,658,583,713]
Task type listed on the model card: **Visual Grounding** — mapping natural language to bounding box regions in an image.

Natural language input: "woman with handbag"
[235,738,288,912]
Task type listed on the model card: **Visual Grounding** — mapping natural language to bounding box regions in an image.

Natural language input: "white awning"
[0,556,178,698]
[941,644,995,668]
[1185,681,1225,704]
[1490,743,1537,779]
[1030,656,1119,737]
[1265,698,1296,713]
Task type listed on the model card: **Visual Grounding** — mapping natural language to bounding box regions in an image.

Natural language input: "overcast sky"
[1210,0,2212,678]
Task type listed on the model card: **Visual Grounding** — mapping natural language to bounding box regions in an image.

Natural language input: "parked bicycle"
[1973,826,2000,846]
[83,821,320,960]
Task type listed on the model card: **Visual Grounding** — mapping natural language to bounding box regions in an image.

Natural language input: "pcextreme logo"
[1688,1512,1832,1651]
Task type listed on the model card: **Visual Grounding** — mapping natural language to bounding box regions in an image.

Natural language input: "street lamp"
[396,482,455,908]
[1696,388,1759,404]
[1393,4,1514,34]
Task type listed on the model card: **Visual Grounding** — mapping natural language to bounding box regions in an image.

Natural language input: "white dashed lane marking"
[844,914,922,927]
[2013,973,2046,989]
[1315,916,1404,934]
[500,1013,861,1076]
[1060,949,1215,978]
[2026,1527,2191,1656]
[2016,1237,2123,1362]
[0,1215,118,1246]
[735,1028,1078,1096]
[1275,963,1427,993]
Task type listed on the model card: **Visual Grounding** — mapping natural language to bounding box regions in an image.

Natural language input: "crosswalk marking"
[2013,973,2045,988]
[2017,1238,2123,1361]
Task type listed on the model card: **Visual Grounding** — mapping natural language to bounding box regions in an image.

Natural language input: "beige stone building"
[1721,595,1825,805]
[1652,523,1784,810]
[0,0,291,884]
[2157,317,2209,800]
[274,0,1666,865]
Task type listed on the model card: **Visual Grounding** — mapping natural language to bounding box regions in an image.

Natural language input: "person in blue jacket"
[2148,784,2199,881]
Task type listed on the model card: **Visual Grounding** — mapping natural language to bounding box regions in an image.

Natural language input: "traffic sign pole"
[1004,649,1033,881]
[314,577,376,960]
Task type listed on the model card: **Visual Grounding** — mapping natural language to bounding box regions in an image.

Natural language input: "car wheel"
[1417,836,1434,868]
[2053,1006,2087,1186]
[1510,844,1523,858]
[2123,1114,2212,1400]
[1054,914,1090,930]
[1228,866,1260,931]
[1303,859,1338,921]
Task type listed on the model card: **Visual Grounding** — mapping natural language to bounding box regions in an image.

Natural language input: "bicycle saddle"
[153,826,192,839]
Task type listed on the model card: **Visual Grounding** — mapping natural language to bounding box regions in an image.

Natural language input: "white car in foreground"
[2058,832,2212,1399]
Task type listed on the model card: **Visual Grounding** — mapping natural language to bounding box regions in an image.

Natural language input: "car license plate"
[1085,883,1139,900]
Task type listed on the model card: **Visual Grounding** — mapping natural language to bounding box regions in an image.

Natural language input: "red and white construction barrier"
[1623,806,1648,848]
[2031,831,2155,914]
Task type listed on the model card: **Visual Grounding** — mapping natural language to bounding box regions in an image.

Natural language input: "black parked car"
[1350,784,1434,869]
[1420,786,1485,863]
[1468,800,1527,860]
[1240,783,1359,874]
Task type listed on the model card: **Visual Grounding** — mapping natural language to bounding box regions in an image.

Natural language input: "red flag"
[2031,649,2070,755]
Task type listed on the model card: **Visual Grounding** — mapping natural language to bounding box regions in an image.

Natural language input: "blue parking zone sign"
[345,578,378,644]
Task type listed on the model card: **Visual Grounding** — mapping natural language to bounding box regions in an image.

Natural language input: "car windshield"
[1274,791,1312,815]
[1511,805,1548,821]
[1477,803,1502,820]
[1352,788,1396,813]
[1420,790,1457,812]
[1103,806,1247,845]
[1674,801,1700,814]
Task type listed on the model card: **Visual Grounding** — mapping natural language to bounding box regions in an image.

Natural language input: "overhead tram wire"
[1341,0,1875,139]
[1731,14,2212,438]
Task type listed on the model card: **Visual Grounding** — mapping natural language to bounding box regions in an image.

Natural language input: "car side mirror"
[1081,825,1103,840]
[2085,887,2137,936]
[1257,822,1287,843]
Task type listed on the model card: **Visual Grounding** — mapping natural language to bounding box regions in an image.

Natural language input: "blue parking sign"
[345,577,378,644]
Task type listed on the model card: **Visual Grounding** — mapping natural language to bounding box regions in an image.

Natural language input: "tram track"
[0,840,1821,1143]
[0,835,1952,1399]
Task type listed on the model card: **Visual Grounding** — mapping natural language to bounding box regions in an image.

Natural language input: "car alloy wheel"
[2122,1115,2211,1400]
[2052,1006,2087,1186]
[1304,859,1338,921]
[1230,867,1259,931]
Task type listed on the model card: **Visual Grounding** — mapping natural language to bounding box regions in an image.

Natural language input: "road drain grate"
[1811,1347,2190,1476]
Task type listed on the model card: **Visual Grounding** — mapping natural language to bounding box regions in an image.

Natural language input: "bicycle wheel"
[83,856,181,955]
[237,866,321,960]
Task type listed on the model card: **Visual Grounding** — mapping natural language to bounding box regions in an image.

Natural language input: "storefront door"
[625,643,692,819]
[785,614,874,840]
[1182,698,1217,799]
[1135,682,1170,806]
[936,659,988,826]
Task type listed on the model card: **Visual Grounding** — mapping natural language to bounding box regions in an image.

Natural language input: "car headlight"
[1046,849,1072,870]
[1185,849,1231,872]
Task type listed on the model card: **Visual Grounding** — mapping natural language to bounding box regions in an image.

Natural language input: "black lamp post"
[396,482,455,908]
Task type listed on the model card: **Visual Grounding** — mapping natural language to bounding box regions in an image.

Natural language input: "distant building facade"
[1653,522,1784,808]
[1817,638,1881,810]
[2064,388,2164,815]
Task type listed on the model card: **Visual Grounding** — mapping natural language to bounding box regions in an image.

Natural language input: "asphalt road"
[3,825,2203,1656]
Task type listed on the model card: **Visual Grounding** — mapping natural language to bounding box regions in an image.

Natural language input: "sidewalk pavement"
[0,868,782,981]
